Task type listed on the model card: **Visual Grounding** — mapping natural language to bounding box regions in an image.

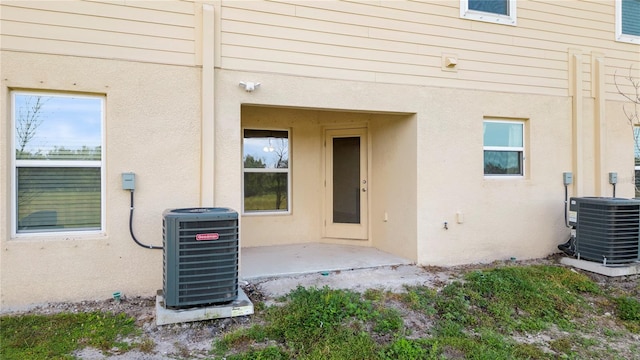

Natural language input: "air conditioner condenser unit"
[162,207,239,308]
[569,197,640,265]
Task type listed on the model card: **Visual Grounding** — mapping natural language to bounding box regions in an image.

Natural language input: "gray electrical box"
[122,172,136,190]
[563,172,573,185]
[609,172,618,185]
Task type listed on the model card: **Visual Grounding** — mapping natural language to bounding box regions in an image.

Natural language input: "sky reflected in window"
[14,93,102,160]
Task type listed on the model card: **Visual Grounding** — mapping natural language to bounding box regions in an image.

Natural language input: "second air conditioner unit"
[568,197,640,265]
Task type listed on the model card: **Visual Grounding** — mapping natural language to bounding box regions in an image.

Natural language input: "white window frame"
[616,0,640,44]
[460,0,517,26]
[11,91,106,237]
[483,119,525,177]
[242,128,291,216]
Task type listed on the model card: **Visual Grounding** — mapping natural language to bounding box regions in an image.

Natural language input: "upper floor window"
[483,120,524,176]
[12,91,104,235]
[617,0,640,44]
[242,129,290,214]
[461,0,517,26]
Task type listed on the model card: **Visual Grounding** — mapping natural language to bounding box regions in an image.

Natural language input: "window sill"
[242,211,292,217]
[10,230,107,242]
[484,175,525,179]
[460,11,516,26]
[616,34,640,45]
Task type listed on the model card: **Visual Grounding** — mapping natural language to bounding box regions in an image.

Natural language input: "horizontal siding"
[220,0,640,98]
[2,5,194,40]
[1,35,195,66]
[0,0,196,66]
[1,0,637,97]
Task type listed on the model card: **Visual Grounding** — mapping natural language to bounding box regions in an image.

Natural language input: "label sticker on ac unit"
[231,306,253,317]
[568,211,577,223]
[196,233,219,241]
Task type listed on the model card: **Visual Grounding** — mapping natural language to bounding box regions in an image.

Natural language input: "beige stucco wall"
[370,114,418,261]
[2,1,638,310]
[0,51,202,310]
[213,68,639,268]
[415,88,635,266]
[2,56,635,309]
[240,106,418,259]
[416,89,573,265]
[215,70,425,256]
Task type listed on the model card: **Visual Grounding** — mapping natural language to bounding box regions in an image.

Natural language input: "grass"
[436,265,602,333]
[213,265,638,360]
[0,311,138,360]
[2,264,638,359]
[244,193,287,212]
[214,286,397,359]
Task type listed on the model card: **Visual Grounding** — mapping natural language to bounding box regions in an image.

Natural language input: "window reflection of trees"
[16,96,48,157]
[484,151,521,175]
[243,134,289,212]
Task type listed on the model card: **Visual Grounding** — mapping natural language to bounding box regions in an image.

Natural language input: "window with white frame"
[460,0,517,25]
[243,129,290,213]
[12,92,104,234]
[483,120,524,176]
[617,0,640,44]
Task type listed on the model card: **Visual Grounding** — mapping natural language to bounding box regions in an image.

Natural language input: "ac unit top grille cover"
[163,207,239,309]
[164,207,238,218]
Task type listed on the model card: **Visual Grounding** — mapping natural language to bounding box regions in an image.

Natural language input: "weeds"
[0,311,137,360]
[215,265,635,359]
[224,345,289,360]
[399,285,438,315]
[616,296,640,321]
[138,337,156,353]
[380,338,432,359]
[2,265,637,359]
[397,265,616,359]
[615,295,640,332]
[214,285,405,358]
[435,266,602,333]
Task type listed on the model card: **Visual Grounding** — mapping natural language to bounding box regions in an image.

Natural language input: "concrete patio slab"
[240,243,413,280]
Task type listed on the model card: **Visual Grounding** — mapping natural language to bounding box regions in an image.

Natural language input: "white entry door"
[324,128,368,240]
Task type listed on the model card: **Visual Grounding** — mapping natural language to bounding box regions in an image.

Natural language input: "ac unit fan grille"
[163,209,239,309]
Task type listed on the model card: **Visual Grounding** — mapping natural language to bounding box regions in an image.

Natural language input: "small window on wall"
[617,0,640,44]
[243,129,290,214]
[483,120,524,176]
[12,91,104,234]
[461,0,517,25]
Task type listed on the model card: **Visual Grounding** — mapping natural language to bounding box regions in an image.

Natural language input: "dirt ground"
[8,255,640,359]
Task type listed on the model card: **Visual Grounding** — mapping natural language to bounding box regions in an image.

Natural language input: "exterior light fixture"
[239,81,260,92]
